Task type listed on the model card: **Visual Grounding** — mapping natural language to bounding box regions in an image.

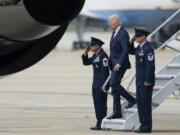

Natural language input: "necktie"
[111,31,115,40]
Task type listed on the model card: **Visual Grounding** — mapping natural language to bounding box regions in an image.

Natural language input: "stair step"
[103,119,125,123]
[155,75,174,87]
[104,108,137,121]
[101,119,125,130]
[153,86,163,91]
[156,75,174,79]
[176,35,180,41]
[167,64,180,68]
[122,108,137,118]
[153,86,163,95]
[176,38,180,41]
[123,108,137,113]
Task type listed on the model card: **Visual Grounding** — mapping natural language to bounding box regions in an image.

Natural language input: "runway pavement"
[0,32,179,134]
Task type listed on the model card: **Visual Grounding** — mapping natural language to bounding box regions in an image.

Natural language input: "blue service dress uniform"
[110,27,135,115]
[82,49,109,128]
[129,41,155,131]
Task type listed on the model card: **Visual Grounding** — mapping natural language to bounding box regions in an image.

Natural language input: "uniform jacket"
[129,41,155,86]
[82,49,110,89]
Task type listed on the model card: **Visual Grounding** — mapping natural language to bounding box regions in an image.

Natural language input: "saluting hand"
[130,36,136,44]
[144,82,152,87]
[84,45,90,55]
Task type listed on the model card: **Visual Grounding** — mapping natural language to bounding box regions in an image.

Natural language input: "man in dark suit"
[129,29,155,133]
[107,15,136,119]
[82,37,110,130]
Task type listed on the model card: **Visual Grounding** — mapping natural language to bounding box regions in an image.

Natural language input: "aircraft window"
[0,0,21,5]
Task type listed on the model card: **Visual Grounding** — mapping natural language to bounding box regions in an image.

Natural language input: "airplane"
[0,0,84,75]
[73,0,180,49]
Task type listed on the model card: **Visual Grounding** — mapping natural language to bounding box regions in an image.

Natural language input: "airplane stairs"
[101,30,180,130]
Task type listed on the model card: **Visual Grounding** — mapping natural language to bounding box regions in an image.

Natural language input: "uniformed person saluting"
[82,37,110,130]
[129,29,155,133]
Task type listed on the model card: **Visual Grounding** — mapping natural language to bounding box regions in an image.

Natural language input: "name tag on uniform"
[138,50,144,57]
[138,51,144,56]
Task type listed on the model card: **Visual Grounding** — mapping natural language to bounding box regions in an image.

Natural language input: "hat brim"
[134,34,148,37]
[90,43,101,46]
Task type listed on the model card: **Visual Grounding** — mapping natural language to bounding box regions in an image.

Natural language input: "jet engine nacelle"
[0,0,85,75]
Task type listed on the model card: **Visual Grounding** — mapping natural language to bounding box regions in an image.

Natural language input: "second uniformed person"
[82,37,110,130]
[129,29,155,133]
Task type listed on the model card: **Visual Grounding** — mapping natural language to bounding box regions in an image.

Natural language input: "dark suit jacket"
[110,27,131,69]
[110,27,131,85]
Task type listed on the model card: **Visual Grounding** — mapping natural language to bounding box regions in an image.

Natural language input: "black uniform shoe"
[90,126,101,130]
[107,114,122,119]
[134,129,152,133]
[125,100,136,109]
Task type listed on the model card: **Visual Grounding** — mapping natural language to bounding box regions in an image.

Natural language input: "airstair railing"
[126,9,180,91]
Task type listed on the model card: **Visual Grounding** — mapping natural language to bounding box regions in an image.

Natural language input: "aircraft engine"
[0,0,85,75]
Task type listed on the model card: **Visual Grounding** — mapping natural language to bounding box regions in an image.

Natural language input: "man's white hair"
[109,14,121,24]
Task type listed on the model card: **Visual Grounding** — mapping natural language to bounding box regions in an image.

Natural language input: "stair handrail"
[147,9,180,41]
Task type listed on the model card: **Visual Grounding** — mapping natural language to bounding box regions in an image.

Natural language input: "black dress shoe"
[134,129,152,133]
[125,100,136,109]
[107,114,122,119]
[90,126,101,130]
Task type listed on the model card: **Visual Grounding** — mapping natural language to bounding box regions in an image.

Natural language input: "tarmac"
[0,32,179,135]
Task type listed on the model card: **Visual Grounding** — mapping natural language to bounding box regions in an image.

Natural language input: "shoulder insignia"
[148,53,154,61]
[103,57,108,67]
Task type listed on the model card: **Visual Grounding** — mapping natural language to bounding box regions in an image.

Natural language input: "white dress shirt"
[113,26,122,68]
[113,25,121,39]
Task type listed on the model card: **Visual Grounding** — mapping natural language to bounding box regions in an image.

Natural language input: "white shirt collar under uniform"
[113,25,121,38]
